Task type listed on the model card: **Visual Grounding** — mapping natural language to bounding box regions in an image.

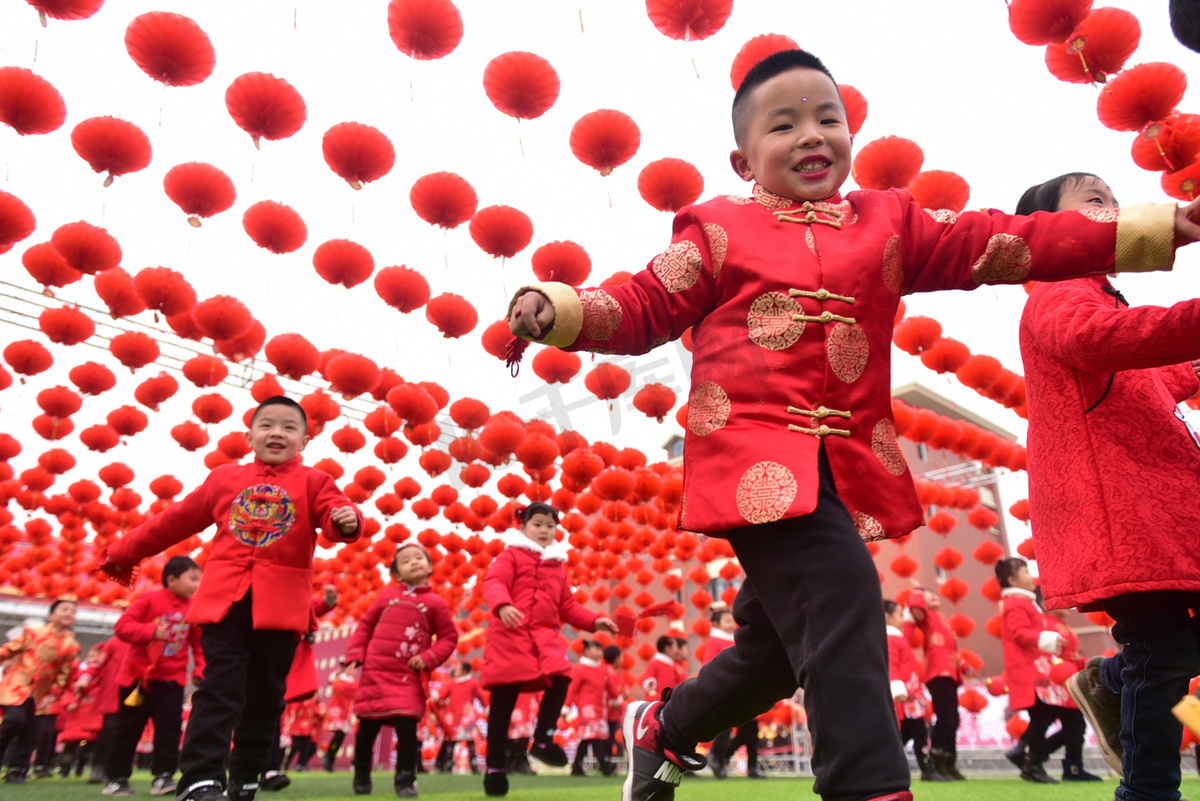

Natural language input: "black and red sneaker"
[621,698,705,801]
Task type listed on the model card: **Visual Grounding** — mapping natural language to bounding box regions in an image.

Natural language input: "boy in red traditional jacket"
[566,640,619,777]
[102,556,204,798]
[101,396,362,801]
[639,636,681,702]
[884,601,940,782]
[508,48,1200,801]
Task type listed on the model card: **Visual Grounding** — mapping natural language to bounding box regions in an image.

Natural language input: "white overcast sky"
[0,0,1197,550]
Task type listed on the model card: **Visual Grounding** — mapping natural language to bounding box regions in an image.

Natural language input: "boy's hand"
[508,291,555,339]
[594,616,618,634]
[1175,198,1200,247]
[408,655,427,671]
[497,604,524,628]
[332,506,358,535]
[154,621,170,640]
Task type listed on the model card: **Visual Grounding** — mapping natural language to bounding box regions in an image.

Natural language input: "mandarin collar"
[252,456,301,475]
[752,183,843,210]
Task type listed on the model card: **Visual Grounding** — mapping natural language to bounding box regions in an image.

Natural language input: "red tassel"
[96,552,139,588]
[505,336,529,377]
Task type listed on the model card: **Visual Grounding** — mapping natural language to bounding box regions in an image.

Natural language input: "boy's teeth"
[797,161,829,173]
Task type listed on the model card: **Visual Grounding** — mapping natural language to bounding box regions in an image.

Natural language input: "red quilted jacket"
[1020,276,1200,609]
[345,583,458,719]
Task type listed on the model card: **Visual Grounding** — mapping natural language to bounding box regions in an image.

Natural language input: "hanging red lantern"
[110,331,160,371]
[479,320,512,361]
[192,393,233,425]
[326,353,382,398]
[95,267,147,319]
[483,51,560,120]
[530,240,591,286]
[1161,161,1200,202]
[632,384,676,423]
[973,539,1006,565]
[163,163,236,226]
[387,0,463,61]
[69,361,115,395]
[906,170,970,213]
[0,192,35,255]
[637,158,703,213]
[956,354,1003,392]
[729,34,799,90]
[32,414,72,441]
[469,205,533,259]
[215,319,265,363]
[409,172,477,229]
[448,398,489,431]
[132,267,196,317]
[4,340,52,378]
[1045,7,1140,84]
[192,295,252,341]
[840,84,869,136]
[0,66,66,135]
[1009,499,1031,522]
[425,293,478,338]
[24,0,105,24]
[36,386,81,418]
[926,510,958,536]
[38,306,93,345]
[181,355,228,388]
[531,348,581,384]
[585,363,631,401]
[308,239,374,289]
[242,201,307,254]
[967,506,1000,530]
[264,333,319,380]
[22,242,80,292]
[419,450,453,478]
[70,116,152,186]
[1008,0,1093,46]
[80,425,120,453]
[387,384,438,427]
[478,415,526,457]
[50,221,121,275]
[889,553,918,578]
[1096,62,1187,132]
[919,338,971,374]
[224,72,306,147]
[375,437,408,464]
[851,136,924,190]
[98,462,135,489]
[1132,113,1200,173]
[958,687,988,714]
[645,0,733,41]
[940,577,970,604]
[171,421,209,452]
[893,315,943,355]
[125,12,215,87]
[570,110,641,176]
[933,546,964,572]
[322,122,395,189]
[374,265,431,313]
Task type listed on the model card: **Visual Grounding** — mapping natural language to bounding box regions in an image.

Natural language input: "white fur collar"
[886,625,904,638]
[579,656,601,668]
[653,652,675,666]
[454,675,472,683]
[1001,587,1041,608]
[710,628,734,642]
[501,529,569,562]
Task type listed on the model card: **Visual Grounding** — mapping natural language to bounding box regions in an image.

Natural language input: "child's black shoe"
[482,769,508,797]
[528,739,568,768]
[394,769,418,798]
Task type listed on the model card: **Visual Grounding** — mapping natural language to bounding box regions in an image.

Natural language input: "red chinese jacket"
[907,591,960,684]
[0,623,79,707]
[1020,276,1200,609]
[1000,588,1062,711]
[514,185,1176,538]
[697,629,734,665]
[114,587,204,687]
[105,457,362,634]
[639,653,679,700]
[886,625,928,723]
[432,674,487,739]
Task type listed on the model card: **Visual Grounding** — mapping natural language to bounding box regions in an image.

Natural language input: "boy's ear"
[729,149,754,182]
[298,434,310,452]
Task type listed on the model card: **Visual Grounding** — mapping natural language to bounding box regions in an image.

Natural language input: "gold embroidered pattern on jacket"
[735,461,797,524]
[687,381,731,436]
[752,184,793,211]
[1078,206,1119,223]
[748,292,804,351]
[871,419,908,476]
[805,227,819,258]
[924,208,959,224]
[703,223,728,278]
[971,233,1032,284]
[651,241,704,293]
[882,234,904,293]
[852,511,886,542]
[827,323,869,383]
[724,194,754,205]
[580,290,623,340]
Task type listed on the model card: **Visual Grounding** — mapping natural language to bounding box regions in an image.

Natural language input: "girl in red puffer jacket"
[343,544,457,798]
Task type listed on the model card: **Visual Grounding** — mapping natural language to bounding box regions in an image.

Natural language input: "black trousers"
[1028,704,1086,763]
[32,713,57,771]
[286,735,313,769]
[0,697,38,774]
[572,738,612,772]
[712,721,760,771]
[325,730,347,759]
[926,677,961,753]
[485,677,570,771]
[90,713,120,775]
[179,590,298,793]
[898,717,928,755]
[661,447,909,801]
[105,680,185,779]
[353,717,418,776]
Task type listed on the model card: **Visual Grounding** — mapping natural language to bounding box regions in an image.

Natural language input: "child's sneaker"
[227,781,259,801]
[149,773,177,796]
[177,780,228,801]
[260,772,290,791]
[482,769,508,797]
[394,769,418,798]
[527,739,568,768]
[622,699,705,801]
[102,778,135,797]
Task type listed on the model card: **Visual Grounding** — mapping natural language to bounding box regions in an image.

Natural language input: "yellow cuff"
[1116,203,1176,273]
[506,282,583,349]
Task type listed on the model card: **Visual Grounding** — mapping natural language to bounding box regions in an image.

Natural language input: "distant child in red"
[602,645,629,762]
[56,644,106,777]
[282,696,325,771]
[884,600,939,782]
[101,396,362,801]
[702,607,761,779]
[480,502,616,797]
[102,555,204,798]
[321,666,358,772]
[343,543,457,798]
[640,636,682,702]
[1037,592,1100,782]
[566,640,620,777]
[907,586,964,779]
[432,663,486,773]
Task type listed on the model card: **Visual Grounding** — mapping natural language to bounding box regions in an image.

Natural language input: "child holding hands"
[480,502,616,797]
[343,543,457,798]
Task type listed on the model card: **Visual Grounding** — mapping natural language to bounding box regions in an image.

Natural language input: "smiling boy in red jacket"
[101,396,362,801]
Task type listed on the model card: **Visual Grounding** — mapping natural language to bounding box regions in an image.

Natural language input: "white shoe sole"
[621,702,644,801]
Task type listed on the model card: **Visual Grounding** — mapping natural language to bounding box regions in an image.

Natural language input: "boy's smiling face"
[730,67,852,204]
[246,404,308,464]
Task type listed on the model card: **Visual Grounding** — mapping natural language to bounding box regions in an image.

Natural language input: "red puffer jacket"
[481,533,601,690]
[1000,588,1062,711]
[345,583,458,719]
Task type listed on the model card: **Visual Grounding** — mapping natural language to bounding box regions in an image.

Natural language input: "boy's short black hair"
[163,555,199,586]
[710,607,732,626]
[603,644,622,665]
[673,637,688,649]
[582,639,600,652]
[48,597,76,616]
[1015,173,1105,215]
[520,502,559,525]
[456,662,472,675]
[732,49,841,147]
[655,635,675,653]
[883,599,899,616]
[1172,0,1200,53]
[251,395,308,432]
[995,557,1028,589]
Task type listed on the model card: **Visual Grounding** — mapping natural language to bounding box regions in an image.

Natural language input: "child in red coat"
[480,503,616,797]
[906,586,964,779]
[884,601,939,782]
[321,667,358,772]
[101,396,362,801]
[343,543,457,798]
[566,640,620,777]
[639,636,681,702]
[432,663,486,774]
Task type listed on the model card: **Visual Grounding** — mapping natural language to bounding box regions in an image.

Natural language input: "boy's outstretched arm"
[1174,197,1200,247]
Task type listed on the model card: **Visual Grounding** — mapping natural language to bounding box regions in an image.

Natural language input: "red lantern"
[98,462,135,489]
[1008,0,1093,46]
[22,242,80,292]
[4,340,52,377]
[1009,499,1031,522]
[933,546,964,572]
[374,265,430,313]
[110,331,161,372]
[892,316,942,355]
[163,163,236,226]
[242,201,307,254]
[132,267,196,316]
[1006,714,1029,740]
[530,240,591,286]
[973,540,1005,566]
[387,0,463,61]
[632,384,676,423]
[191,295,251,342]
[1163,161,1200,202]
[958,687,987,714]
[224,72,306,147]
[889,553,918,578]
[483,51,560,120]
[69,361,115,395]
[940,577,969,604]
[181,355,228,388]
[448,398,489,431]
[310,239,374,288]
[24,0,105,24]
[322,122,395,189]
[192,393,233,425]
[729,34,799,90]
[1045,7,1140,84]
[325,353,382,398]
[409,172,477,229]
[1096,62,1187,132]
[638,158,704,213]
[851,136,924,191]
[469,205,533,259]
[926,510,958,536]
[645,0,733,41]
[967,506,1000,531]
[94,267,147,319]
[125,12,215,87]
[215,319,265,363]
[1131,112,1200,173]
[840,84,868,136]
[570,110,640,176]
[531,348,581,385]
[80,425,119,453]
[479,415,526,458]
[1016,538,1036,560]
[0,67,66,135]
[906,170,970,213]
[425,293,477,338]
[37,386,81,418]
[956,354,1003,391]
[919,338,970,374]
[171,421,209,452]
[264,333,319,380]
[51,221,121,274]
[70,116,152,186]
[38,306,93,345]
[585,363,631,402]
